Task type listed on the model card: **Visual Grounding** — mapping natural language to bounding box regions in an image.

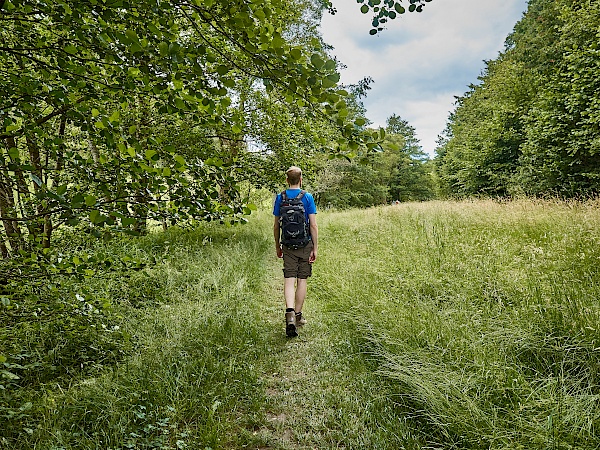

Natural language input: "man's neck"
[288,184,301,189]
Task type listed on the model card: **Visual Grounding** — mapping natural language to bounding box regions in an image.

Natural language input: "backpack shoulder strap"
[296,190,306,200]
[281,190,288,201]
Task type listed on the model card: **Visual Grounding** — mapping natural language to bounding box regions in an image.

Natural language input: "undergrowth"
[1,219,273,449]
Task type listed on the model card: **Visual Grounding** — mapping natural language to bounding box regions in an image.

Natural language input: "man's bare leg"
[284,277,297,310]
[295,278,307,313]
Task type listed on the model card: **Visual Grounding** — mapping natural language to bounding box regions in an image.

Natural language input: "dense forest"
[434,0,600,198]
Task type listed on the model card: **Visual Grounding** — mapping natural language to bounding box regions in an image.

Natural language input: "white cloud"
[320,0,528,156]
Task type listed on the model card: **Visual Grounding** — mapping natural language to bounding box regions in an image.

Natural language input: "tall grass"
[314,199,600,449]
[4,199,600,449]
[5,218,276,450]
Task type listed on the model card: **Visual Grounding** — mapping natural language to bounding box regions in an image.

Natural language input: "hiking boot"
[285,311,298,337]
[295,312,307,326]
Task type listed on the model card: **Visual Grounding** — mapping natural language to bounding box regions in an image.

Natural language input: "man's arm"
[274,216,283,258]
[308,213,318,263]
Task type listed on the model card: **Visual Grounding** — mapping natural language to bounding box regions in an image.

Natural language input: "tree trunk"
[1,137,23,255]
[88,140,100,165]
[0,238,8,259]
[132,91,151,234]
[41,115,68,249]
[25,136,46,243]
[0,180,22,255]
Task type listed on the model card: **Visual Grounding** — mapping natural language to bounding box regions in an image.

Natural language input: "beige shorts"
[282,240,313,279]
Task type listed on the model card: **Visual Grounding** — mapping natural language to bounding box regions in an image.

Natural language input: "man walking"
[273,166,318,337]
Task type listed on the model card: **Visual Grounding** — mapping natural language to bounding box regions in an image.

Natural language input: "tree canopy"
[435,0,600,198]
[314,114,435,208]
[1,0,391,259]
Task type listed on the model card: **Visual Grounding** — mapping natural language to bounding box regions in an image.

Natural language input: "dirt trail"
[249,262,317,449]
[243,261,386,450]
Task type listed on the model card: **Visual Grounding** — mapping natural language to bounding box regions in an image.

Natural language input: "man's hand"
[277,246,283,259]
[309,248,317,264]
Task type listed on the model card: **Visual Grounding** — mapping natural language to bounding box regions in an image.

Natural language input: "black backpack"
[279,190,311,249]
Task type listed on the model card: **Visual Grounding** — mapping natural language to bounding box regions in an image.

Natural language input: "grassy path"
[250,262,365,449]
[239,215,412,450]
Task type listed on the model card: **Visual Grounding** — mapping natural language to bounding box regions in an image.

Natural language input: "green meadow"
[3,199,600,449]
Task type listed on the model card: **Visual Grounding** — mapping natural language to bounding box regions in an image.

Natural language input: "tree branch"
[0,97,85,140]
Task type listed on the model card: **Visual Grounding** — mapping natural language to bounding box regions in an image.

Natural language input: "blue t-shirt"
[273,189,317,229]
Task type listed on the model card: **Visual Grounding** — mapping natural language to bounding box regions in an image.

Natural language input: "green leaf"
[327,73,341,83]
[289,48,302,60]
[72,194,84,208]
[92,108,100,117]
[108,110,120,123]
[8,147,19,159]
[216,65,229,76]
[130,42,143,53]
[172,78,184,90]
[145,149,157,160]
[116,32,132,45]
[1,370,20,380]
[175,98,186,110]
[128,67,141,77]
[89,210,103,224]
[56,185,67,196]
[64,44,78,55]
[139,162,155,173]
[206,158,224,167]
[324,59,336,71]
[122,217,137,227]
[360,4,369,13]
[322,78,335,89]
[2,1,15,11]
[394,3,406,14]
[85,195,97,207]
[158,42,169,56]
[272,35,285,49]
[30,174,42,187]
[125,29,139,42]
[310,53,324,69]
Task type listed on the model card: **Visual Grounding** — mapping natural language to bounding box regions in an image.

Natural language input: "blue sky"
[320,0,529,156]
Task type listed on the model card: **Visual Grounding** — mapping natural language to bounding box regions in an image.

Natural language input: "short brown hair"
[286,166,302,185]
